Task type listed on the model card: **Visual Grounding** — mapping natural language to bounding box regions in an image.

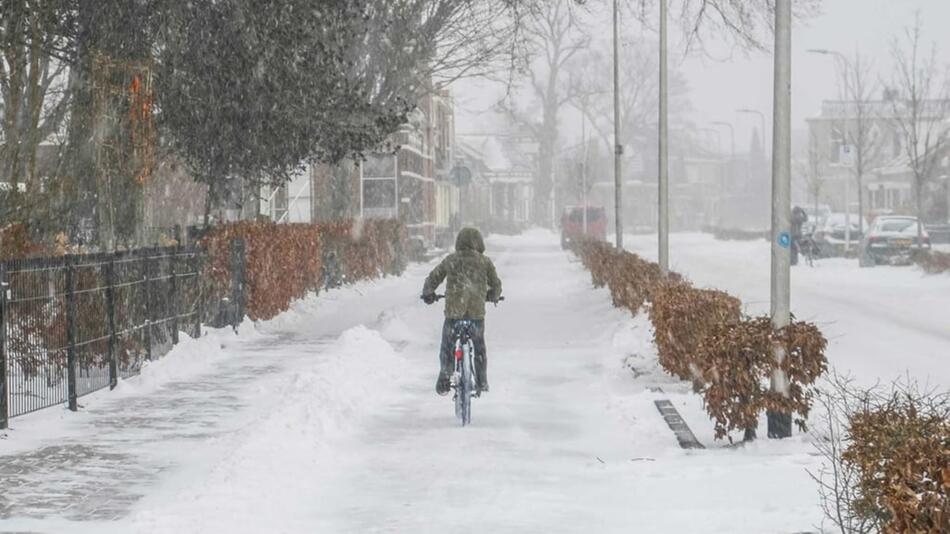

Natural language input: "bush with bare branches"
[811,375,949,534]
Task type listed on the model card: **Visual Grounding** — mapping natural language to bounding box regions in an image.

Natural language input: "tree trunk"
[535,134,554,228]
[916,177,925,250]
[203,180,216,228]
[856,154,864,235]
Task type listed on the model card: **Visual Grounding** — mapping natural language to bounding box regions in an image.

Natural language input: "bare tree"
[571,36,688,162]
[887,13,950,248]
[627,0,822,52]
[830,52,882,233]
[799,131,827,218]
[0,0,72,189]
[360,0,538,103]
[500,0,590,226]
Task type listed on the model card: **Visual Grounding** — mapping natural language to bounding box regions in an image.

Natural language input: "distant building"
[456,131,535,233]
[805,98,950,222]
[362,90,459,247]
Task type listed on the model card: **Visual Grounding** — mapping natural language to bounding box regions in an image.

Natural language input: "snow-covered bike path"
[0,231,823,534]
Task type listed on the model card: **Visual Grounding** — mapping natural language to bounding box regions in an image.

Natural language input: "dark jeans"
[439,318,487,386]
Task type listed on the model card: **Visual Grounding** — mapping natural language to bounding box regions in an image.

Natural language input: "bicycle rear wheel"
[459,342,474,426]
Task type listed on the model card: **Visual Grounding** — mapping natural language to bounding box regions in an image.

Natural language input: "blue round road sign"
[778,232,791,248]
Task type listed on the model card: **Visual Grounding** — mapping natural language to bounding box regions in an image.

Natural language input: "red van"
[560,206,607,248]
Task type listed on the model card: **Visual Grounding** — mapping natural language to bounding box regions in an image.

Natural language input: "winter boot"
[435,373,451,396]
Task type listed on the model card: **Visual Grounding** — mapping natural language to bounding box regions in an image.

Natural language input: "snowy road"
[4,230,943,533]
[623,233,950,389]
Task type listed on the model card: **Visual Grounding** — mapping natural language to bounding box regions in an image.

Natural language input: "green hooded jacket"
[423,228,502,320]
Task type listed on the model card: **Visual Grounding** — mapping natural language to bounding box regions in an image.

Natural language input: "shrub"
[202,219,407,321]
[696,317,827,441]
[574,240,680,312]
[649,283,742,383]
[914,249,950,275]
[0,223,45,260]
[571,239,828,443]
[812,376,949,534]
[202,221,323,321]
[844,395,949,533]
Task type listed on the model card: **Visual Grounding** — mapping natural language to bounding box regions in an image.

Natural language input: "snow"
[1,229,943,533]
[620,232,949,390]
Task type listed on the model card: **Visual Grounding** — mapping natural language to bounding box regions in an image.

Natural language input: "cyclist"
[421,227,503,396]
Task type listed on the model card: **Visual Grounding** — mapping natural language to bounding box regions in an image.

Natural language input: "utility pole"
[613,0,624,249]
[658,0,669,275]
[768,0,793,439]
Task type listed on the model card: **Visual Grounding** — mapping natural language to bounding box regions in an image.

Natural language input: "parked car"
[814,213,863,257]
[560,206,607,248]
[858,216,931,267]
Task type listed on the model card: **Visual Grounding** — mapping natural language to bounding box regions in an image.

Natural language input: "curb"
[654,399,705,449]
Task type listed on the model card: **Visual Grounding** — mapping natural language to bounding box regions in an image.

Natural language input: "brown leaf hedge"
[649,282,741,386]
[202,219,407,321]
[844,395,950,533]
[574,239,950,531]
[914,249,950,275]
[573,240,827,441]
[696,317,827,440]
[0,223,45,259]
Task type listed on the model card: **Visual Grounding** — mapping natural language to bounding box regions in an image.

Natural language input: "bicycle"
[429,294,502,426]
[798,234,820,267]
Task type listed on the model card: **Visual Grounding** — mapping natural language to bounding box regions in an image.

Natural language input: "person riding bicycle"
[421,227,502,396]
[791,205,809,266]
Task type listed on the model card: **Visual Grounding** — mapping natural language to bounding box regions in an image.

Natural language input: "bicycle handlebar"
[428,294,504,302]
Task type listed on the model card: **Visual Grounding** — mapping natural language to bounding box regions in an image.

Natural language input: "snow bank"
[125,325,404,534]
[112,326,256,397]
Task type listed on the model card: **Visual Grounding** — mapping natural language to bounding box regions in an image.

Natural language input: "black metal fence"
[0,241,246,428]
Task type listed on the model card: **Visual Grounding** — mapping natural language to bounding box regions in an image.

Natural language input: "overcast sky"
[454,0,950,154]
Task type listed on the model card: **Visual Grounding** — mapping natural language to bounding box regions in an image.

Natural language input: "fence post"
[143,253,153,362]
[0,263,9,429]
[105,258,118,390]
[170,250,180,345]
[230,239,246,329]
[65,255,78,412]
[193,251,202,339]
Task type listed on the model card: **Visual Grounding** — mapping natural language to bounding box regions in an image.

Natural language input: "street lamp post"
[698,127,725,226]
[658,0,669,275]
[613,0,623,249]
[712,121,736,196]
[768,0,793,440]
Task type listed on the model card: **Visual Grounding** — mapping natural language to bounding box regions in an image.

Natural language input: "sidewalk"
[0,268,419,533]
[0,231,826,534]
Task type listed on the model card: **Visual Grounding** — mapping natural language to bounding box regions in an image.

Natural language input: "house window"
[363,180,395,209]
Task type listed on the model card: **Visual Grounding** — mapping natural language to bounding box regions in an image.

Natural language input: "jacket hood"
[455,227,485,253]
